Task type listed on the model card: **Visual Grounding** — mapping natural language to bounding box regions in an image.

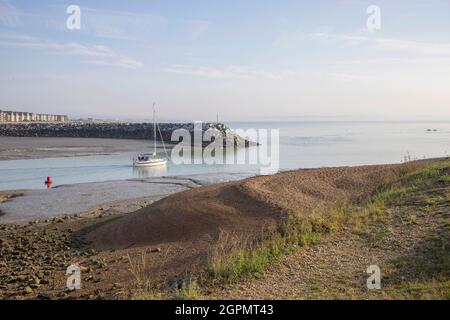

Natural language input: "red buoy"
[45,176,53,188]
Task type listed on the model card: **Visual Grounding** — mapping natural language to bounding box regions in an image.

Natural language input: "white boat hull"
[133,159,167,167]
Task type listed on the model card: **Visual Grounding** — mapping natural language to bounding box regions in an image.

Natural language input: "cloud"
[165,64,296,80]
[336,57,450,66]
[374,37,450,55]
[0,32,144,69]
[81,7,168,41]
[87,57,144,69]
[276,27,450,57]
[306,31,450,56]
[0,1,19,27]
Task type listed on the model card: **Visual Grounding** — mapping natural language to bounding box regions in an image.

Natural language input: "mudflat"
[0,136,159,160]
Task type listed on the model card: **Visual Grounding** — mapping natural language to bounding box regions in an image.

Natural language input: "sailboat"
[133,104,168,167]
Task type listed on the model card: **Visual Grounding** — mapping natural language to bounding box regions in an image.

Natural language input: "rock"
[23,286,33,294]
[0,122,256,148]
[79,265,89,271]
[31,276,40,286]
[112,283,122,289]
[17,275,27,282]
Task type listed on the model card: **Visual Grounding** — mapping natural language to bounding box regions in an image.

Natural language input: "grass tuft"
[203,160,450,289]
[131,159,450,299]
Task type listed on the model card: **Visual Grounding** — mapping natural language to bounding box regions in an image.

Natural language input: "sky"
[0,0,449,122]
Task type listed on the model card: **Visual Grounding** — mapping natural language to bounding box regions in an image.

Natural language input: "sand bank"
[0,136,163,161]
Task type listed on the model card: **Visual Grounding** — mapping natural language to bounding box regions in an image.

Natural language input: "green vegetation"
[202,160,450,298]
[173,278,202,300]
[205,219,323,285]
[131,159,450,299]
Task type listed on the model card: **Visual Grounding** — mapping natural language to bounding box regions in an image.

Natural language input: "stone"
[0,122,255,148]
[31,276,40,285]
[17,275,27,282]
[23,286,33,294]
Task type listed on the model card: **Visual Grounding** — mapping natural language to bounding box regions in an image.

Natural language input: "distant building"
[57,115,68,122]
[0,110,69,123]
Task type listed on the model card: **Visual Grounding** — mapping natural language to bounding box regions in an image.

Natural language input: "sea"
[0,121,449,190]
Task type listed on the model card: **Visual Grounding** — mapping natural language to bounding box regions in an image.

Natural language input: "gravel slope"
[85,164,401,284]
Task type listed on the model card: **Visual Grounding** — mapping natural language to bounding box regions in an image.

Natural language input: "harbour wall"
[0,122,255,147]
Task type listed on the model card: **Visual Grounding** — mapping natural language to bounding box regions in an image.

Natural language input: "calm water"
[1,121,449,190]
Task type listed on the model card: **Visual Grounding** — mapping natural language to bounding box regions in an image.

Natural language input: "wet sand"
[0,136,165,161]
[0,173,256,224]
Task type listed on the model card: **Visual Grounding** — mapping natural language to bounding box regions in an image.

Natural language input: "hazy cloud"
[0,32,144,69]
[82,7,168,41]
[0,1,19,27]
[165,64,296,80]
[307,31,450,56]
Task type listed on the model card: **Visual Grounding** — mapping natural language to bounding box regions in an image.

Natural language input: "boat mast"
[153,102,156,156]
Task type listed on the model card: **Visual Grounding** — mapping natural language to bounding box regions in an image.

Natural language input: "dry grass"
[126,251,149,289]
[127,246,202,300]
[202,160,450,296]
[129,159,450,300]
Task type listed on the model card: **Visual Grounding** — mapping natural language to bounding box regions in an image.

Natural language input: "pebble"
[37,293,50,300]
[23,286,33,294]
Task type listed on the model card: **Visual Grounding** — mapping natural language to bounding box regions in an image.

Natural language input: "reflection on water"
[0,152,259,190]
[132,166,168,178]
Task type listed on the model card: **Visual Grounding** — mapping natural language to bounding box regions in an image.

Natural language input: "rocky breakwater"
[0,122,256,147]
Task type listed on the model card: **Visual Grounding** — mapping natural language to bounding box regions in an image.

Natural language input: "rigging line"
[157,122,169,159]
